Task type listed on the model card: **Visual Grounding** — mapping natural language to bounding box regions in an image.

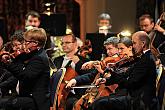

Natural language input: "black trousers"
[0,97,37,110]
[89,95,160,110]
[89,95,131,110]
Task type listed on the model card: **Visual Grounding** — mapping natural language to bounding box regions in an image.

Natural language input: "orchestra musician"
[139,14,165,109]
[25,10,41,29]
[97,13,111,35]
[0,34,19,98]
[92,31,159,110]
[66,31,159,110]
[139,14,165,65]
[81,37,120,71]
[66,37,120,109]
[0,28,50,110]
[15,10,41,35]
[53,34,91,110]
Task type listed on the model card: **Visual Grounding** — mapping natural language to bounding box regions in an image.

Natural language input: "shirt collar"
[143,49,150,54]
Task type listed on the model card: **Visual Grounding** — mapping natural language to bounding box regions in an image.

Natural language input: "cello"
[52,61,78,110]
[72,54,122,110]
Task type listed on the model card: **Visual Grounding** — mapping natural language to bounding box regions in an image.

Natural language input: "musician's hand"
[65,79,77,89]
[69,55,80,64]
[95,78,106,85]
[1,54,11,63]
[0,51,12,63]
[81,61,94,70]
[154,24,165,33]
[93,62,104,74]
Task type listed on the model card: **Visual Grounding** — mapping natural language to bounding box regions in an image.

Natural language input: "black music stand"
[86,33,117,60]
[40,14,66,36]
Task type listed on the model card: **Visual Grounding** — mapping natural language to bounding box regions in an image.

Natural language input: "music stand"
[86,33,117,60]
[40,14,66,36]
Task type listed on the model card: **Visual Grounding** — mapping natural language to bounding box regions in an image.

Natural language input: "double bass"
[72,54,122,110]
[150,12,165,58]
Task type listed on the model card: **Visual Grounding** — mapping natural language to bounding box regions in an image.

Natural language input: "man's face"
[24,38,38,52]
[25,15,40,27]
[118,43,132,57]
[132,35,143,55]
[139,18,154,33]
[12,40,23,51]
[61,35,77,54]
[98,19,110,27]
[105,44,118,57]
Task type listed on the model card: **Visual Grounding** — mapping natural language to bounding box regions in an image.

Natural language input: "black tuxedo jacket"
[106,50,157,108]
[53,55,89,75]
[7,48,50,110]
[75,50,157,109]
[53,55,91,97]
[0,64,17,97]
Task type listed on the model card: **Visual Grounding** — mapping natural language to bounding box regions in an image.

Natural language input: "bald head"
[132,31,150,55]
[132,31,150,48]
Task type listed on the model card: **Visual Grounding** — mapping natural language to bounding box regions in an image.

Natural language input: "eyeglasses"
[61,42,74,45]
[24,39,38,45]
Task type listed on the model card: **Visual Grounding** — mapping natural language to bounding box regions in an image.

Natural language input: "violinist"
[65,37,120,110]
[53,34,91,110]
[81,37,119,71]
[0,34,19,98]
[92,31,159,110]
[0,28,50,110]
[66,36,120,85]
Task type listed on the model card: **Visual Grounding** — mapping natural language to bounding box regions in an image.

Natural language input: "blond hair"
[24,28,47,47]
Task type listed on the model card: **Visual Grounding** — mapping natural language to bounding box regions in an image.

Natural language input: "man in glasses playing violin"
[0,28,50,110]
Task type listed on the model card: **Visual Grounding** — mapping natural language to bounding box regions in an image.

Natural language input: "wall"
[85,0,136,34]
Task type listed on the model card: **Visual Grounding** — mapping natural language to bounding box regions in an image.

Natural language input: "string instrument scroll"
[150,12,165,58]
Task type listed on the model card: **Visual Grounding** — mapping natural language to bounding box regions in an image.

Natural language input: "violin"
[91,54,123,71]
[72,54,122,110]
[0,41,38,63]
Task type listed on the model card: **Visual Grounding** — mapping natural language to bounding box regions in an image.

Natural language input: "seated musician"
[0,32,25,98]
[139,14,165,65]
[0,28,50,110]
[139,14,165,109]
[65,37,120,109]
[53,34,92,110]
[66,31,159,110]
[81,37,120,72]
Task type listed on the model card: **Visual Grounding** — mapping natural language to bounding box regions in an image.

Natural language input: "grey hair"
[104,36,119,47]
[98,13,111,20]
